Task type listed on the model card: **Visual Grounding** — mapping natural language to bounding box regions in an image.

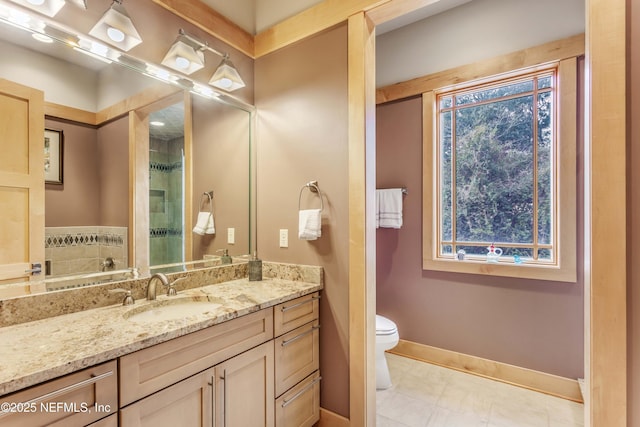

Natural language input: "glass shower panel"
[149,102,185,267]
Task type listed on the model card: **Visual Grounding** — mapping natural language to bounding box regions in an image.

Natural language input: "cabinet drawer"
[120,308,273,406]
[274,320,320,397]
[273,292,320,337]
[275,371,321,427]
[0,360,117,427]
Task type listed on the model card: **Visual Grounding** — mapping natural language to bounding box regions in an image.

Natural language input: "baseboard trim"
[388,339,583,403]
[318,407,350,427]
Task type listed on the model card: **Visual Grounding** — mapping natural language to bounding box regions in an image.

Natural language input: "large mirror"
[0,1,254,293]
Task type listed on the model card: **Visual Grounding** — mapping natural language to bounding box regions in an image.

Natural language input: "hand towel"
[298,209,322,240]
[376,189,403,229]
[193,212,215,235]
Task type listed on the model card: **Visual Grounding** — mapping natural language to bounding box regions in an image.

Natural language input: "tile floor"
[376,353,584,427]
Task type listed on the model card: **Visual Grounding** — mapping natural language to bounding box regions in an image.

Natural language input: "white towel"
[193,212,215,235]
[376,189,403,229]
[298,209,322,240]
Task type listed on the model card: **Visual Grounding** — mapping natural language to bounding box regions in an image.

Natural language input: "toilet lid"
[376,315,397,334]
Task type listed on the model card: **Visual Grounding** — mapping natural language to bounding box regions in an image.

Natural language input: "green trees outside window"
[436,71,555,262]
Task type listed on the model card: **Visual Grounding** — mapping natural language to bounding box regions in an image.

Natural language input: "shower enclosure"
[149,102,185,267]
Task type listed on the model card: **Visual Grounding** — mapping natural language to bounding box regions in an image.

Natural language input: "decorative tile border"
[150,228,183,238]
[45,227,127,249]
[150,160,182,173]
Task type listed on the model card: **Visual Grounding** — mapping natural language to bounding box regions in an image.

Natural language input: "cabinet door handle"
[221,369,227,426]
[208,376,215,427]
[281,376,322,408]
[280,295,320,313]
[0,370,114,419]
[281,324,320,347]
[24,263,42,275]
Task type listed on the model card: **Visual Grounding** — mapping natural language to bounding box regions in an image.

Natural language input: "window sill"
[422,257,577,283]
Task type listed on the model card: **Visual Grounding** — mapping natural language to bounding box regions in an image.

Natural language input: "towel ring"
[200,191,214,215]
[299,181,324,212]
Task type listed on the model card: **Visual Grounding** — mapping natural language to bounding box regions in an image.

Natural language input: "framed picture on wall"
[44,128,63,184]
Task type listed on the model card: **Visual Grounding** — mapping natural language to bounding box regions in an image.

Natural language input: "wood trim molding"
[318,408,350,427]
[96,84,182,126]
[348,12,377,427]
[151,0,254,58]
[255,0,388,58]
[376,33,585,104]
[44,86,182,127]
[183,91,193,262]
[44,102,97,126]
[389,339,584,403]
[585,0,627,425]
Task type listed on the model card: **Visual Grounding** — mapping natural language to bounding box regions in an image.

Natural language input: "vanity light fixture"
[161,29,245,92]
[161,30,205,75]
[89,0,141,52]
[9,0,65,17]
[209,54,245,91]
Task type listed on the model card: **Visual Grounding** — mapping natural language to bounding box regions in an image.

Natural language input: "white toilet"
[376,314,399,390]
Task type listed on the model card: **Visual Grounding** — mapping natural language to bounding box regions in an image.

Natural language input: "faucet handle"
[108,288,135,306]
[166,277,186,296]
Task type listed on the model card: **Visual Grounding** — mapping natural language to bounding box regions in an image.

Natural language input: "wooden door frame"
[350,1,628,425]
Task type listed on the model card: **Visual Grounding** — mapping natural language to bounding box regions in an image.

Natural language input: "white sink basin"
[124,296,222,323]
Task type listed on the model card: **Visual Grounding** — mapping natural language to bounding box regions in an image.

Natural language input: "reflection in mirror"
[0,4,254,294]
[149,102,186,268]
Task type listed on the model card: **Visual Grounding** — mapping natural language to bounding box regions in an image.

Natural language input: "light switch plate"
[279,229,288,248]
[227,227,235,244]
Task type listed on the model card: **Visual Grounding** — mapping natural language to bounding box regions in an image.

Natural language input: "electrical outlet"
[279,229,288,248]
[227,227,235,244]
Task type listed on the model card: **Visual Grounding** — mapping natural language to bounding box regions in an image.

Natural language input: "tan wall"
[629,0,640,423]
[255,25,350,417]
[191,97,251,259]
[376,89,584,379]
[44,118,100,226]
[98,117,129,227]
[45,116,129,228]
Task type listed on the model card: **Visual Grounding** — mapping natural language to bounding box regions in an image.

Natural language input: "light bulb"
[175,56,190,70]
[219,78,232,89]
[107,26,125,43]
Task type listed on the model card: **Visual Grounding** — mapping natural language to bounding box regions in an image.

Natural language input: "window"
[423,60,577,282]
[438,71,555,262]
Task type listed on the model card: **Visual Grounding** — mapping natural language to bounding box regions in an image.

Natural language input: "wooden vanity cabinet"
[119,308,274,407]
[273,293,320,427]
[119,366,214,427]
[120,341,274,427]
[213,341,274,427]
[0,360,117,427]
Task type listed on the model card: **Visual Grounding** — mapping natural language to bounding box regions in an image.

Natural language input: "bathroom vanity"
[0,264,321,427]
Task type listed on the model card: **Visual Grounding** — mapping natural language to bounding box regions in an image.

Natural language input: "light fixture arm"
[177,28,226,59]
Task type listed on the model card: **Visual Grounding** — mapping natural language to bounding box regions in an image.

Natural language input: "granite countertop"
[0,277,322,396]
